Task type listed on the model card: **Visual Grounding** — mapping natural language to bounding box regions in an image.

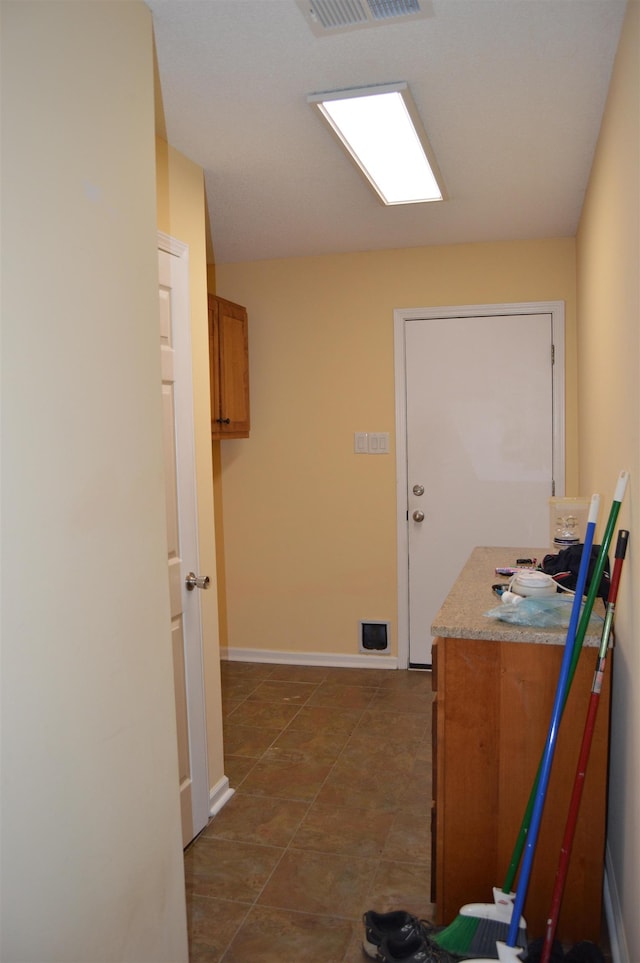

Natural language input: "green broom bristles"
[432,908,527,958]
[432,913,481,953]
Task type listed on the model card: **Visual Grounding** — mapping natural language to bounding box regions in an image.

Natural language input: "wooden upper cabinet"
[208,294,250,439]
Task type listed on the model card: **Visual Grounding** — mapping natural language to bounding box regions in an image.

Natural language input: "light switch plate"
[354,432,368,454]
[368,432,389,454]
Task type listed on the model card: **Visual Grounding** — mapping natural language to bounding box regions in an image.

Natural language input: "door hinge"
[551,343,555,365]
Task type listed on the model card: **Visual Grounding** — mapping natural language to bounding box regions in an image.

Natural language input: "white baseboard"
[220,647,398,669]
[604,842,629,963]
[208,774,235,818]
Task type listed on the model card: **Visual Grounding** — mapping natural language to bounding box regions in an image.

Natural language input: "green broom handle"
[502,471,628,894]
[565,501,622,685]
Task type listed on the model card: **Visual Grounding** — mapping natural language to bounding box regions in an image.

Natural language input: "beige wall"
[577,3,639,959]
[1,3,187,960]
[156,139,225,799]
[216,238,576,659]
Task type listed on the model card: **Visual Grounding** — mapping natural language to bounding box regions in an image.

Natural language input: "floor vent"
[296,0,431,36]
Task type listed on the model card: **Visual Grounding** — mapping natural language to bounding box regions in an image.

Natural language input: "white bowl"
[510,571,557,598]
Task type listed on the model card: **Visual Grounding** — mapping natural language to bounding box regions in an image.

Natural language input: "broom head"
[432,889,527,959]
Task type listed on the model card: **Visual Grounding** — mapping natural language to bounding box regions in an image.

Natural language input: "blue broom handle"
[501,495,599,894]
[507,472,628,947]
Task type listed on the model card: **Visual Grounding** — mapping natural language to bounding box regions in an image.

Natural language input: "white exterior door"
[158,237,209,846]
[396,303,565,667]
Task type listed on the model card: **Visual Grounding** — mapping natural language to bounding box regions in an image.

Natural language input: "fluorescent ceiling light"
[308,82,445,206]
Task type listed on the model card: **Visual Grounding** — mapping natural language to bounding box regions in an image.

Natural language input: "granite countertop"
[431,546,603,647]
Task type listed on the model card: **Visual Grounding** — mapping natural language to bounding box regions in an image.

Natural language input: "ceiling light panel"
[308,83,446,206]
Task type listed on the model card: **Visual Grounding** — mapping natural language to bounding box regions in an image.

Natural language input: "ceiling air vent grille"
[310,0,369,30]
[368,0,421,21]
[297,0,429,36]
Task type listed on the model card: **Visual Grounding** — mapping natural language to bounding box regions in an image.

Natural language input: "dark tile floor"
[185,660,434,962]
[184,661,615,962]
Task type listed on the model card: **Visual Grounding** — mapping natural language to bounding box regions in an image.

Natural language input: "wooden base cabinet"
[432,635,611,945]
[208,294,250,439]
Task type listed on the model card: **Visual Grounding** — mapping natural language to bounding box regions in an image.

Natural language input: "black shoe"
[564,942,606,963]
[362,911,433,960]
[378,933,443,963]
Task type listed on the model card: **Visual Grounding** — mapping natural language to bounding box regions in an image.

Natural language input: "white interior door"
[158,237,209,846]
[397,304,564,667]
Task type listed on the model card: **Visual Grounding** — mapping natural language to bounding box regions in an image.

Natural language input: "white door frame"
[394,300,566,669]
[158,230,209,837]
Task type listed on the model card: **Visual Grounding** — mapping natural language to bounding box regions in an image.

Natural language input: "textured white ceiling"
[147,0,626,264]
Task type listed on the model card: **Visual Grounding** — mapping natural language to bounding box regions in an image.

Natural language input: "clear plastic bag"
[484,595,604,628]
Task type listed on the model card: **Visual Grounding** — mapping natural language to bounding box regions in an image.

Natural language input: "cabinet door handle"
[215,417,231,424]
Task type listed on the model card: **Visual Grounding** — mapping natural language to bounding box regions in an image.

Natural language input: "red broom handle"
[540,529,629,963]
